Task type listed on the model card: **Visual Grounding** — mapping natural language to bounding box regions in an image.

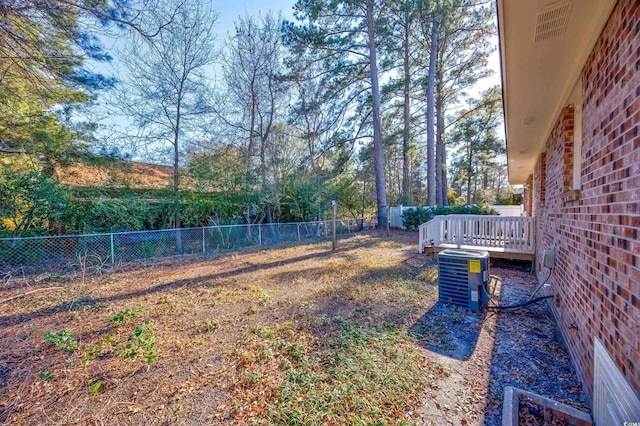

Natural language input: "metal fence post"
[331,201,337,251]
[297,223,301,241]
[202,227,206,253]
[258,225,262,246]
[110,233,115,264]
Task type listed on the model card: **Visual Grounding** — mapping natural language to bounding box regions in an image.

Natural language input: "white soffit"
[498,0,617,184]
[534,2,572,43]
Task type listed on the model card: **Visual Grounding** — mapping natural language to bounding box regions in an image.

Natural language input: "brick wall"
[531,0,640,402]
[523,174,533,217]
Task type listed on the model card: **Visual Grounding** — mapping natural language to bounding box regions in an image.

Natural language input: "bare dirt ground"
[411,261,589,425]
[0,231,588,425]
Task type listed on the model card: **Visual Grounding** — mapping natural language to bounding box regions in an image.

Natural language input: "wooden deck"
[418,215,535,261]
[423,243,535,261]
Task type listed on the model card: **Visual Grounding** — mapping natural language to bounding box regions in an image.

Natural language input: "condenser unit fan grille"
[438,259,471,306]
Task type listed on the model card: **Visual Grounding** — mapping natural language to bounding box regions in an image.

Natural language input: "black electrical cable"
[526,266,554,302]
[486,294,553,310]
[483,264,555,310]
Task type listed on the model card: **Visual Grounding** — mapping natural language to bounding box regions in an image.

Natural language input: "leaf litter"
[0,231,587,425]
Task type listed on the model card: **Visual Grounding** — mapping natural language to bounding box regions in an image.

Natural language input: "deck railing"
[418,215,534,253]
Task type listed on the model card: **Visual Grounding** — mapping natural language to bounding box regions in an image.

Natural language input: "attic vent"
[534,2,572,43]
[522,116,537,126]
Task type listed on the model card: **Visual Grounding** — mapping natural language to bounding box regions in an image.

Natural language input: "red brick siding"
[561,105,576,191]
[538,152,546,208]
[531,0,640,403]
[524,174,533,216]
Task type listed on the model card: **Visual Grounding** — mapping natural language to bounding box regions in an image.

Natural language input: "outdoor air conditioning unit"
[437,249,490,312]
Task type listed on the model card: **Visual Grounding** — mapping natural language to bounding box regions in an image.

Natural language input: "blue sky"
[213,0,296,32]
[210,0,501,111]
[93,0,503,157]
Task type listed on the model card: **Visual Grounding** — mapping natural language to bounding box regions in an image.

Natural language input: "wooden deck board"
[423,243,535,261]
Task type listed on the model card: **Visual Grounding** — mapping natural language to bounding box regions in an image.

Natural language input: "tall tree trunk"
[260,136,266,186]
[261,80,276,188]
[266,202,277,243]
[466,143,473,205]
[245,205,253,240]
[360,171,366,231]
[495,167,503,199]
[473,172,478,203]
[173,146,183,254]
[173,118,183,255]
[300,93,323,237]
[248,83,256,169]
[246,83,258,240]
[436,80,447,206]
[435,84,443,205]
[441,136,449,206]
[426,11,439,206]
[401,0,412,206]
[365,0,388,228]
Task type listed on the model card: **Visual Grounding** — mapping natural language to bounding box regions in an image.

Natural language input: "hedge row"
[401,205,498,230]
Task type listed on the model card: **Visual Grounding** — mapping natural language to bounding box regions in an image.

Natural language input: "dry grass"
[0,232,448,425]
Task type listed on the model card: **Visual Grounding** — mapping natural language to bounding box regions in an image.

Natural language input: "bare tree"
[217,11,287,241]
[288,59,353,233]
[116,0,218,253]
[220,12,286,182]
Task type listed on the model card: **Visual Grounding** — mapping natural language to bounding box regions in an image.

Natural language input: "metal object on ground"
[437,249,490,311]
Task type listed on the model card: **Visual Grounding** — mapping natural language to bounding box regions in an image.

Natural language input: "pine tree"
[285,0,390,227]
[434,0,496,205]
[449,87,504,205]
[0,1,114,171]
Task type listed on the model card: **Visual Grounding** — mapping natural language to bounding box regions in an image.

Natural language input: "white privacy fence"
[0,219,366,274]
[391,204,525,230]
[418,215,535,253]
[390,206,412,228]
[490,205,524,216]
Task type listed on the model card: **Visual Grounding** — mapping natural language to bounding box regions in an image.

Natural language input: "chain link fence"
[0,219,374,275]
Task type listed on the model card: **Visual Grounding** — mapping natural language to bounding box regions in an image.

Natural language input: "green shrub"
[120,322,157,363]
[110,306,142,324]
[39,368,55,381]
[42,330,78,354]
[402,205,498,230]
[0,168,72,237]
